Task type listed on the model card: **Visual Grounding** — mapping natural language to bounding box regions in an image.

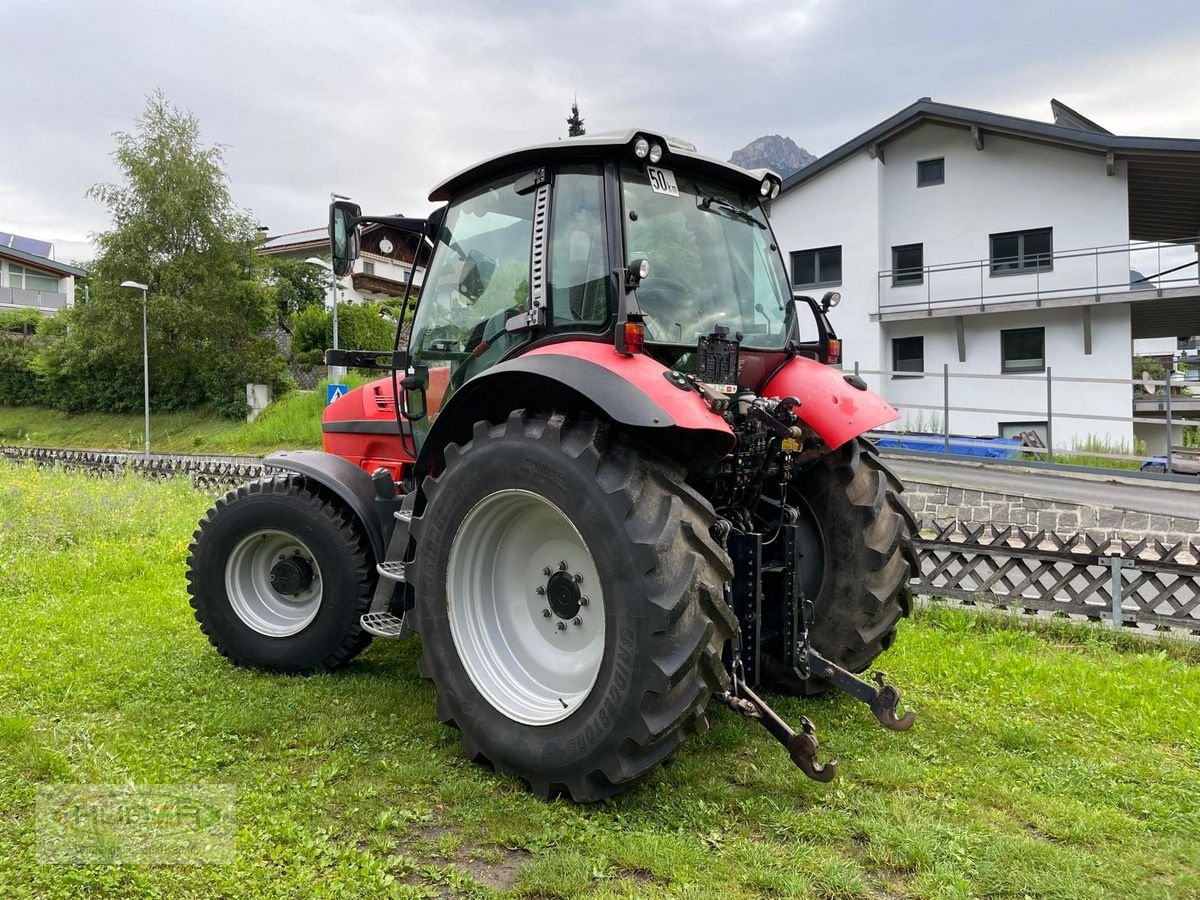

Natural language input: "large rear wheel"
[410,412,736,802]
[763,438,918,695]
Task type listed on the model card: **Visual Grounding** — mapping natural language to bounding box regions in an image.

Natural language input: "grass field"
[1,463,1198,898]
[0,376,372,456]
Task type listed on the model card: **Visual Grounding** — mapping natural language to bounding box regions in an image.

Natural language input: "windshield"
[622,165,791,349]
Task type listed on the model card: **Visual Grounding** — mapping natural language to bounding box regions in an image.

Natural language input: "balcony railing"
[877,235,1200,317]
[0,286,69,311]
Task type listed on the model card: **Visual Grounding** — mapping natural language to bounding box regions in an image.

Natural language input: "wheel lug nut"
[542,608,552,618]
[556,621,567,631]
[580,596,589,606]
[558,560,568,571]
[543,566,553,576]
[573,573,583,583]
[572,616,582,626]
[535,586,546,595]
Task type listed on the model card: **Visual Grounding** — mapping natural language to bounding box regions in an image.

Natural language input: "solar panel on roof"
[0,231,53,258]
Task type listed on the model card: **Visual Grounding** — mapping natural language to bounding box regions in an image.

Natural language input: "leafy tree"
[566,99,585,137]
[35,91,287,418]
[269,257,328,329]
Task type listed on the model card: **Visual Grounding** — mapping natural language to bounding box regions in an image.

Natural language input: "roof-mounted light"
[759,178,772,197]
[770,181,781,200]
[633,137,650,159]
[648,143,663,164]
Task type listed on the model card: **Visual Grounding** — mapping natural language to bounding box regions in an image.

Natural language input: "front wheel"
[186,476,375,674]
[410,412,736,802]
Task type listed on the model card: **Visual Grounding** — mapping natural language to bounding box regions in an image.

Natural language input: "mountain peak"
[729,135,816,179]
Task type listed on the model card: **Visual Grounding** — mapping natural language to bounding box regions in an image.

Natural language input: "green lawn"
[0,376,372,456]
[1,463,1198,899]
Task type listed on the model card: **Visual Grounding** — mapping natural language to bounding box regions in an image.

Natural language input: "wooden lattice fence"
[914,520,1200,633]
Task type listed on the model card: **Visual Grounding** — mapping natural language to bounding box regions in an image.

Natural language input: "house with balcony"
[257,224,425,305]
[0,232,85,315]
[769,98,1200,456]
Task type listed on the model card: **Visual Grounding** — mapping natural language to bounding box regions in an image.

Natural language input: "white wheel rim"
[447,489,606,726]
[225,529,323,637]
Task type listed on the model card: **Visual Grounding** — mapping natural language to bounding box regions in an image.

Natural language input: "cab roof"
[428,128,777,202]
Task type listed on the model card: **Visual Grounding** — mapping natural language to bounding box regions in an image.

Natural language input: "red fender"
[523,341,735,448]
[763,356,898,451]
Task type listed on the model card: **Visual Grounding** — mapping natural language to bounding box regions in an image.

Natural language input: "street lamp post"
[305,257,343,381]
[120,280,150,460]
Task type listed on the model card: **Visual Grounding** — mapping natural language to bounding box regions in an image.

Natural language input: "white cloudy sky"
[2,0,1199,263]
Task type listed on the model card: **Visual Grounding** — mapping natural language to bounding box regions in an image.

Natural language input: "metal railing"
[850,361,1199,477]
[0,286,69,311]
[877,235,1200,316]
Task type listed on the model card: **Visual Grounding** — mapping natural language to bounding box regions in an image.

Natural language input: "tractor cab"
[324,129,849,478]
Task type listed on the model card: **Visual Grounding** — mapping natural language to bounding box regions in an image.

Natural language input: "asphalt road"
[886,455,1200,520]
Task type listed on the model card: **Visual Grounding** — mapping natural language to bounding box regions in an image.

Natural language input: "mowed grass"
[0,375,372,456]
[1,463,1198,899]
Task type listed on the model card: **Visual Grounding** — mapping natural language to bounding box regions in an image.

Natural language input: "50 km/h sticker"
[646,167,679,197]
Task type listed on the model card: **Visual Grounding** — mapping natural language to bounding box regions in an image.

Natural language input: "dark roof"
[428,128,774,202]
[0,242,86,278]
[779,98,1200,241]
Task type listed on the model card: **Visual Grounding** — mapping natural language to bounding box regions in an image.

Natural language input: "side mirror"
[329,200,362,277]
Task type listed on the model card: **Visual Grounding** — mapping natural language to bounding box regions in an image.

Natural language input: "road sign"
[326,383,349,405]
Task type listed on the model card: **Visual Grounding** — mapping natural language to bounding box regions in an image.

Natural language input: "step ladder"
[360,497,415,639]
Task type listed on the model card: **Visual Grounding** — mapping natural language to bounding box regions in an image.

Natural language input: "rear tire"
[409,412,735,802]
[765,438,918,695]
[186,476,375,674]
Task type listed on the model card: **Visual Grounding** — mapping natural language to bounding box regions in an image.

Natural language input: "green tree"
[566,99,585,137]
[36,91,286,418]
[269,257,328,329]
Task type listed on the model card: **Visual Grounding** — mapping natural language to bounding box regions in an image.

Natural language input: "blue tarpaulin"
[871,433,1023,459]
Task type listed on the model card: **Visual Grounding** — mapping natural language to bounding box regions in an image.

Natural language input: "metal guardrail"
[914,520,1200,634]
[876,235,1200,315]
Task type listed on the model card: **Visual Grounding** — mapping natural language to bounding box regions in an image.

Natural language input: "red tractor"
[187,130,918,800]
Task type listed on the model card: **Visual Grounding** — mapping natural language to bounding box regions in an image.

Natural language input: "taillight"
[623,320,645,354]
[826,339,841,365]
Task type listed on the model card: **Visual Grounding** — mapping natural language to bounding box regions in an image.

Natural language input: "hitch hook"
[870,672,917,732]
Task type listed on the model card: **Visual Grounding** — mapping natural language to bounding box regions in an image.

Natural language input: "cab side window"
[408,172,534,410]
[549,164,609,327]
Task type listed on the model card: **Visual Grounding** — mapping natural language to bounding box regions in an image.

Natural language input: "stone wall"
[902,481,1200,543]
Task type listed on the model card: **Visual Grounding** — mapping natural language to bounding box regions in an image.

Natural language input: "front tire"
[186,476,375,674]
[410,412,735,802]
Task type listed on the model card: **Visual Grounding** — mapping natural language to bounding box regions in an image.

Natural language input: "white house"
[258,224,425,306]
[0,232,85,314]
[769,98,1200,456]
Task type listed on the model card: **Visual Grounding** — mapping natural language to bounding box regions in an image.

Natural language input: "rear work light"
[826,338,842,365]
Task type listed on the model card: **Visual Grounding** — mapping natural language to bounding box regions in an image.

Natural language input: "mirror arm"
[349,214,435,237]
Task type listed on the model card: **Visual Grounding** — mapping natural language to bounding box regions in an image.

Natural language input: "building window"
[990,228,1053,275]
[791,246,841,287]
[6,263,59,293]
[917,158,944,187]
[1001,327,1045,373]
[892,243,924,286]
[362,260,375,276]
[892,336,924,377]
